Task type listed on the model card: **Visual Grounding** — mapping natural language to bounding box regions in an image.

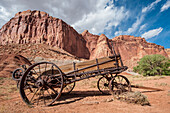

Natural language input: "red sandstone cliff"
[81,31,168,68]
[0,10,168,69]
[82,30,112,60]
[0,10,90,59]
[165,49,170,58]
[111,35,168,68]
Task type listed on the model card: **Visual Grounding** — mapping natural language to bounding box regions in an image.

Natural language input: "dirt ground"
[0,74,170,113]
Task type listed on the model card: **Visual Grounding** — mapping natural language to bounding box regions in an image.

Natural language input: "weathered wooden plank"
[59,56,121,74]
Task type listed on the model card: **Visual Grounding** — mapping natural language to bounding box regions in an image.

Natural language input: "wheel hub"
[104,83,108,87]
[36,79,45,87]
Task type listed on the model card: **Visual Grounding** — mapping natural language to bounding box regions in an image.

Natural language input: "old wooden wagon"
[12,43,131,107]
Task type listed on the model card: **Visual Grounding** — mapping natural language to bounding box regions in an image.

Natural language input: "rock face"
[165,49,170,58]
[82,30,112,60]
[0,10,90,59]
[111,35,168,68]
[0,10,168,69]
[81,32,168,68]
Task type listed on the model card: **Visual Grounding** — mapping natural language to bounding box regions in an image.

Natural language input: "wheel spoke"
[46,84,58,94]
[38,65,41,75]
[37,89,41,106]
[46,89,53,100]
[51,65,54,75]
[33,69,39,76]
[30,87,40,102]
[45,63,47,72]
[42,89,46,106]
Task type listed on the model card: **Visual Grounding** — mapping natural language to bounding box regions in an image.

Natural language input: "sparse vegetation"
[112,91,150,106]
[133,54,170,76]
[155,82,170,87]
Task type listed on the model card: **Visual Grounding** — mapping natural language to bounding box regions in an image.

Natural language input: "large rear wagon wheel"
[19,62,64,107]
[109,75,131,95]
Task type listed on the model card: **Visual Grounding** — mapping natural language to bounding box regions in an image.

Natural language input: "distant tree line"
[133,54,170,76]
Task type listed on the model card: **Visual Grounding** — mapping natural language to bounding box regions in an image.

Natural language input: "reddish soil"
[0,74,170,113]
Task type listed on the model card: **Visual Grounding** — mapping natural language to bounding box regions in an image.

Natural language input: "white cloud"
[115,30,122,36]
[126,16,144,34]
[160,0,170,12]
[142,0,161,13]
[141,27,163,39]
[0,0,97,28]
[0,6,11,19]
[0,5,12,27]
[114,16,143,36]
[139,24,147,32]
[72,5,129,34]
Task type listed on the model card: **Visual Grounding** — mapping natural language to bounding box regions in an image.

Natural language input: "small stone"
[15,101,19,105]
[106,98,114,102]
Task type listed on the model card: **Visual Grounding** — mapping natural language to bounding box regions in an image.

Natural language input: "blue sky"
[0,0,170,48]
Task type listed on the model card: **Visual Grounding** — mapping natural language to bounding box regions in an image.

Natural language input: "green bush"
[133,54,170,76]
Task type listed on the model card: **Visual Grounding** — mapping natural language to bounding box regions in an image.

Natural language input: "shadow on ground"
[52,90,110,106]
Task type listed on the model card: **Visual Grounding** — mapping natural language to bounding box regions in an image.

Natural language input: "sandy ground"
[0,74,170,113]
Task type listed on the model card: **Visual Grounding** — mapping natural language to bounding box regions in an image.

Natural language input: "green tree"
[133,54,170,76]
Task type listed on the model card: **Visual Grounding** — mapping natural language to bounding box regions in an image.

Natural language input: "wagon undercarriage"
[12,43,132,107]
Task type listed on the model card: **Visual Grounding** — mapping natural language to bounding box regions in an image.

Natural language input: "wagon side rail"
[62,54,127,85]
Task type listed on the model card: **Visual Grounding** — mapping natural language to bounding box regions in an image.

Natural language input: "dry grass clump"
[112,91,150,106]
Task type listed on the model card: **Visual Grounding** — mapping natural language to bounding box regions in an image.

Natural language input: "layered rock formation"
[82,31,168,68]
[0,10,89,59]
[0,10,168,69]
[111,35,168,68]
[82,30,112,60]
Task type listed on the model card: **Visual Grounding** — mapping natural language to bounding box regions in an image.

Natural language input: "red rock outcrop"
[82,30,112,59]
[111,35,168,68]
[0,10,90,59]
[165,49,170,58]
[82,31,168,69]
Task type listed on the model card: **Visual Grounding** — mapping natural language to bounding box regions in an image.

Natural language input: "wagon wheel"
[109,75,131,95]
[19,62,64,107]
[62,82,75,94]
[97,76,111,94]
[12,68,24,88]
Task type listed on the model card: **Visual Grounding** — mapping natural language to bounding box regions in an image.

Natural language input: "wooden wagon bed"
[59,55,122,74]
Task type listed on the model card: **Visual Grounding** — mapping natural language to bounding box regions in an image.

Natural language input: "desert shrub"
[133,54,170,76]
[112,91,150,106]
